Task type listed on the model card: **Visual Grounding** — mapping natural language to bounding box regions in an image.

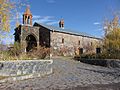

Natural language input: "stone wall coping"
[0,60,53,64]
[79,59,120,61]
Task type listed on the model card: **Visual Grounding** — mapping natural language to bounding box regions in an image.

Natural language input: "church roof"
[24,6,32,15]
[34,22,101,40]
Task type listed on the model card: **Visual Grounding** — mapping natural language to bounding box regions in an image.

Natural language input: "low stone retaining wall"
[0,60,53,82]
[75,59,120,68]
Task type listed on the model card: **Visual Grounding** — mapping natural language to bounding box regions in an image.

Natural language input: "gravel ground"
[0,57,120,90]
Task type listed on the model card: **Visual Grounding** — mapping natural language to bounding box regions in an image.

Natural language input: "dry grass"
[0,46,50,61]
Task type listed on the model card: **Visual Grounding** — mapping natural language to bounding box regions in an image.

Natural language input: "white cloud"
[46,0,56,3]
[39,16,54,22]
[33,15,41,19]
[33,16,52,23]
[46,21,58,25]
[98,28,103,31]
[94,28,103,32]
[33,15,57,25]
[93,22,101,25]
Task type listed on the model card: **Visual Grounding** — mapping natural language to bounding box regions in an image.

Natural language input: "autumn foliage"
[0,0,12,31]
[103,15,120,59]
[0,0,28,31]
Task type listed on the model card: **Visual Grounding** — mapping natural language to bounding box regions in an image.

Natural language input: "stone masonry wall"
[20,25,40,52]
[50,31,101,56]
[0,60,53,82]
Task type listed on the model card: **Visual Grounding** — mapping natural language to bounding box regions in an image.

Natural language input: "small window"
[91,42,93,46]
[96,48,101,54]
[62,38,64,44]
[78,40,80,45]
[79,48,83,54]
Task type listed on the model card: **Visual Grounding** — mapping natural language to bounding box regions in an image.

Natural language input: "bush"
[27,46,50,59]
[74,52,120,60]
[8,42,21,56]
[0,45,50,60]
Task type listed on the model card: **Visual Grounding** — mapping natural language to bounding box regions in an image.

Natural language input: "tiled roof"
[34,22,101,40]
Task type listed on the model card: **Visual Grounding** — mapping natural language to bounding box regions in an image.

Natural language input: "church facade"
[14,7,102,56]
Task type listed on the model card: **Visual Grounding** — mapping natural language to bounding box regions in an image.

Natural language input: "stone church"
[14,7,102,56]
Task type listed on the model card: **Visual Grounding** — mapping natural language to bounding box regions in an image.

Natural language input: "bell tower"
[23,6,32,25]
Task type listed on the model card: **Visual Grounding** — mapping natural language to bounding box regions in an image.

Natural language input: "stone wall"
[0,60,53,82]
[51,31,101,56]
[21,25,40,42]
[39,26,50,47]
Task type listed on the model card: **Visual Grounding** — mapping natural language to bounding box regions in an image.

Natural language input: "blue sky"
[4,0,120,44]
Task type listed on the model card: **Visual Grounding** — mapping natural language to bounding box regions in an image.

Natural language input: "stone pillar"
[30,16,32,25]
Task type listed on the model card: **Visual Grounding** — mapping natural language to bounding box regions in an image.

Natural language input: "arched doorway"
[26,34,37,52]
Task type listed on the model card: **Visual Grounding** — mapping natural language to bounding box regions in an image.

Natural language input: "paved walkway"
[0,57,120,90]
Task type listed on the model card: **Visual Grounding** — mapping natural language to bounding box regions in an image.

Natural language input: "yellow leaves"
[0,0,29,32]
[16,21,20,27]
[105,27,120,50]
[0,0,11,32]
[103,15,120,53]
[0,12,10,32]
